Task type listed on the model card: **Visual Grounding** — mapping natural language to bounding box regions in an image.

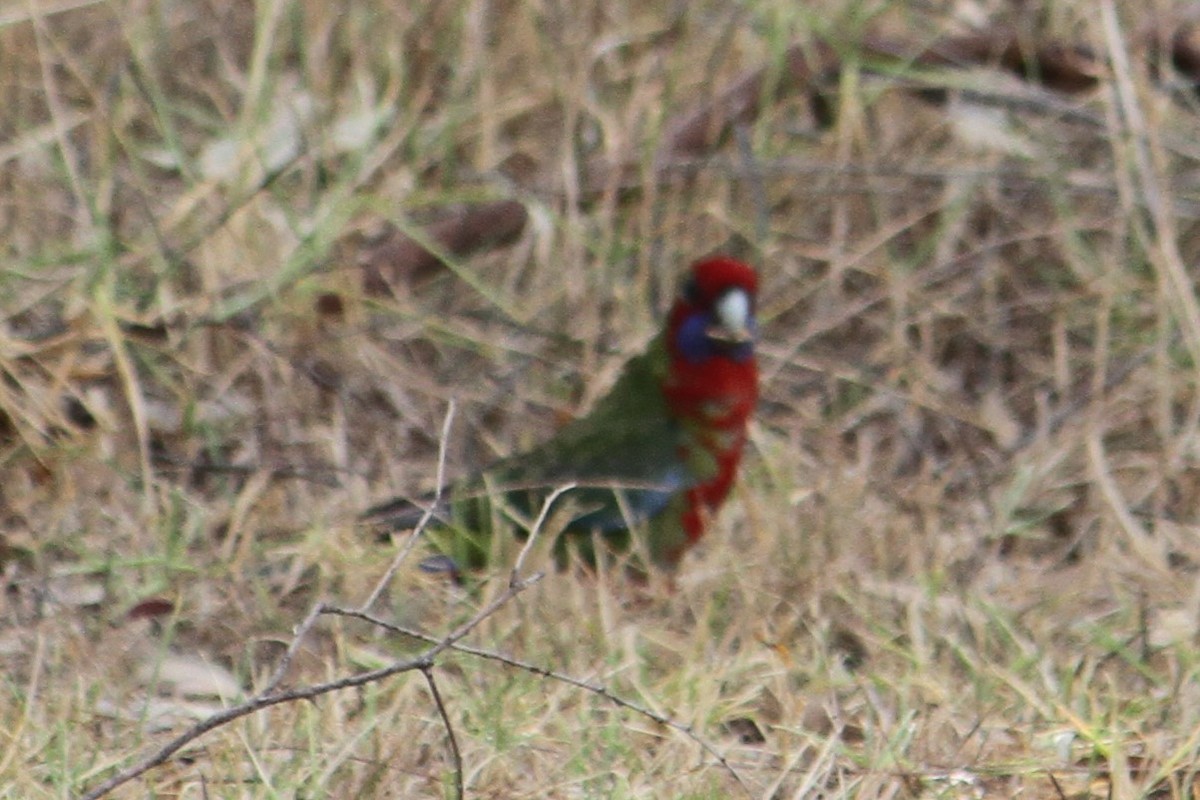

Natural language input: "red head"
[684,256,759,312]
[663,256,760,547]
[667,256,759,368]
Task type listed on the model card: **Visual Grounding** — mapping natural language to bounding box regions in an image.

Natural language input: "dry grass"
[5,0,1200,797]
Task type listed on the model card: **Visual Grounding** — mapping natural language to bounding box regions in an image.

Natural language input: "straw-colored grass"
[4,1,1200,797]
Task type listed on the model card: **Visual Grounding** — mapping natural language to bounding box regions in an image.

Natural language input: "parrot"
[361,255,759,573]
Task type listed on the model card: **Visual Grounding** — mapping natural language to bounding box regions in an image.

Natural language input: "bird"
[361,255,759,574]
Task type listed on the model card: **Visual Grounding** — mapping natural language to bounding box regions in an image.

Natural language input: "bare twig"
[360,399,457,613]
[422,667,463,800]
[1048,770,1069,800]
[510,483,575,585]
[76,572,541,800]
[323,606,755,797]
[260,600,326,697]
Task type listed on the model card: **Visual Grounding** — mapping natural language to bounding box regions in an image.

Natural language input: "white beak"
[711,289,752,343]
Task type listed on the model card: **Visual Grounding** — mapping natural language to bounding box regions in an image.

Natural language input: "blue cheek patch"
[675,311,755,364]
[675,312,714,364]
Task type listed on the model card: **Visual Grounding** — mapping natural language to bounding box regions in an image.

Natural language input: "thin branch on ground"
[510,482,575,585]
[76,572,542,800]
[260,599,326,697]
[360,399,457,613]
[423,666,464,800]
[322,606,755,797]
